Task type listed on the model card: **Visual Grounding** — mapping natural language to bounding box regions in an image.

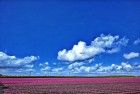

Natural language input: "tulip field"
[0,77,140,94]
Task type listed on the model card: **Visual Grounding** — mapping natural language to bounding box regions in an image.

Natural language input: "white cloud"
[41,66,51,71]
[0,52,16,61]
[40,61,64,73]
[134,39,140,45]
[0,51,39,75]
[0,52,39,68]
[123,52,139,59]
[52,68,63,72]
[68,62,139,73]
[68,62,84,70]
[40,62,51,72]
[68,62,101,73]
[16,68,35,73]
[57,34,129,62]
[88,58,94,63]
[58,41,104,62]
[106,48,120,54]
[39,61,49,67]
[24,64,34,68]
[79,66,97,73]
[121,62,132,71]
[97,63,132,72]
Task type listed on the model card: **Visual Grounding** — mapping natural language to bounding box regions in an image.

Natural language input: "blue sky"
[0,1,140,76]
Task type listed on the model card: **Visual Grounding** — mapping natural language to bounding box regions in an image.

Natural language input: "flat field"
[0,77,140,94]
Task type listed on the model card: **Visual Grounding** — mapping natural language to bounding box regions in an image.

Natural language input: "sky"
[0,1,140,76]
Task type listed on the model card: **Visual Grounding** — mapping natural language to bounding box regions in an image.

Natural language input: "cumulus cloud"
[68,62,101,73]
[134,39,140,45]
[40,62,51,72]
[123,52,139,59]
[0,52,39,69]
[57,34,129,62]
[97,63,133,72]
[78,64,100,73]
[40,61,64,73]
[68,62,139,73]
[68,62,84,70]
[58,41,104,62]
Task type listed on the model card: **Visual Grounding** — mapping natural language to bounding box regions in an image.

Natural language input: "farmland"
[0,77,140,94]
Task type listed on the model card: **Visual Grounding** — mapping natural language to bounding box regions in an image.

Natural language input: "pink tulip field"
[0,77,140,94]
